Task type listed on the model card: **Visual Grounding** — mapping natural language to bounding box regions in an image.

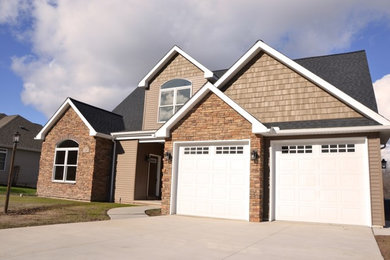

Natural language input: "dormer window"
[158,79,192,122]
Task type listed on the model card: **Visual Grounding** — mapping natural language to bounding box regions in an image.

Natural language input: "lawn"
[0,186,132,229]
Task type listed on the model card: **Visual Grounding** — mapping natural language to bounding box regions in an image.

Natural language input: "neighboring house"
[35,41,390,227]
[0,113,42,188]
[381,148,390,199]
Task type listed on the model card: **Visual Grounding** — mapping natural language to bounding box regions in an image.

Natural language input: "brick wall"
[224,52,362,123]
[161,92,264,222]
[37,107,111,201]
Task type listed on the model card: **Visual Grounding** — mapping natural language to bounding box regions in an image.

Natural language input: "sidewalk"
[107,205,160,219]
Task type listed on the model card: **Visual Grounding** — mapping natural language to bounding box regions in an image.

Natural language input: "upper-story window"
[53,140,79,183]
[158,79,192,122]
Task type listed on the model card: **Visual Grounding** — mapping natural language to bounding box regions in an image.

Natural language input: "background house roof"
[69,98,125,135]
[0,114,42,151]
[112,87,145,131]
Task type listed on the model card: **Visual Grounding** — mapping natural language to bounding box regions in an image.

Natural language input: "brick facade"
[161,92,264,222]
[37,107,112,201]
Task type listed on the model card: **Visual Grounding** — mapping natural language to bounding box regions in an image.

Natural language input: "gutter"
[109,139,117,202]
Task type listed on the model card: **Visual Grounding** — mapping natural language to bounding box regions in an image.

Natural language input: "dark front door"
[147,155,161,199]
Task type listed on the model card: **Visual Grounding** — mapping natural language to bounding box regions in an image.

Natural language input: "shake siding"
[142,53,208,130]
[368,135,385,226]
[114,140,138,203]
[224,52,362,123]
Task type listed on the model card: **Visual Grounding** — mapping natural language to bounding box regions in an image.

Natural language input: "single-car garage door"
[174,142,250,220]
[272,138,371,226]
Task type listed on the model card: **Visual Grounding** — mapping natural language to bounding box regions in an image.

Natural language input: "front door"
[147,154,161,199]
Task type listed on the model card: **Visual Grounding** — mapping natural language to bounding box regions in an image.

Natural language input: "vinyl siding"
[224,52,363,123]
[142,53,207,130]
[114,140,138,203]
[368,135,385,226]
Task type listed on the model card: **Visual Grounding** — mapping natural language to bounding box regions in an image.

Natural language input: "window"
[0,149,7,171]
[184,147,209,155]
[321,144,355,153]
[216,146,244,154]
[158,79,191,122]
[53,140,79,183]
[281,145,312,154]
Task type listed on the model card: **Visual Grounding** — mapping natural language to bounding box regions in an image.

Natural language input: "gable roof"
[138,46,214,88]
[214,40,390,126]
[35,98,124,140]
[155,82,268,138]
[112,87,145,131]
[0,114,42,151]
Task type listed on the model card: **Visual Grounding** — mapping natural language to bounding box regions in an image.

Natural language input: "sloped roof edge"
[138,46,214,88]
[214,40,390,126]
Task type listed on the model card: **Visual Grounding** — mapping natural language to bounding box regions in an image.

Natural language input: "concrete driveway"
[0,216,382,260]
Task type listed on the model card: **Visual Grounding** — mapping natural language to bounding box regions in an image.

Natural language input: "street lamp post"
[4,131,20,214]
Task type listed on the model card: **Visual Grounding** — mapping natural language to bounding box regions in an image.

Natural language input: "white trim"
[111,130,161,141]
[215,40,390,126]
[155,82,268,138]
[170,139,251,219]
[138,46,214,88]
[111,130,156,136]
[263,125,390,137]
[270,137,372,226]
[35,98,113,140]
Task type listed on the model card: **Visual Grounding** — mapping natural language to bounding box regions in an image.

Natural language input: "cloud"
[2,0,390,117]
[374,74,390,120]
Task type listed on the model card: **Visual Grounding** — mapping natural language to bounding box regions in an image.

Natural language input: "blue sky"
[0,1,390,126]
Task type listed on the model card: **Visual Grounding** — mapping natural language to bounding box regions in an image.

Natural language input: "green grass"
[0,193,133,229]
[145,208,161,217]
[0,185,37,195]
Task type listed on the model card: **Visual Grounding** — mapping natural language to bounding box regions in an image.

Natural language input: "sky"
[0,0,390,127]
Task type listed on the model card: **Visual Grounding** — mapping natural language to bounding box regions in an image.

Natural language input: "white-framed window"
[158,79,192,122]
[53,140,79,183]
[0,148,7,171]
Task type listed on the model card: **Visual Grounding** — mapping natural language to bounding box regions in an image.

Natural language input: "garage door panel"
[176,143,249,220]
[274,138,370,226]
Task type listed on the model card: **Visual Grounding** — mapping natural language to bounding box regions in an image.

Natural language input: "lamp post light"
[4,131,20,214]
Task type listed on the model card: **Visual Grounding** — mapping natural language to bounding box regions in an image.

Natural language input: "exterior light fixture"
[164,151,172,161]
[251,150,259,161]
[382,159,387,169]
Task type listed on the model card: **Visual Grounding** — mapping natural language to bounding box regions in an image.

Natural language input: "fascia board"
[138,46,214,88]
[215,40,390,126]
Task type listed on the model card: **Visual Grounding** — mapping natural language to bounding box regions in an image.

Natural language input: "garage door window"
[216,146,243,154]
[184,147,209,155]
[321,144,355,153]
[281,145,312,154]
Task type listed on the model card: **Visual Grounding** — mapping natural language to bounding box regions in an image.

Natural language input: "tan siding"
[114,140,138,203]
[368,135,385,226]
[224,52,362,123]
[143,53,208,130]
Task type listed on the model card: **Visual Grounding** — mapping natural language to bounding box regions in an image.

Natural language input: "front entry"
[147,154,161,199]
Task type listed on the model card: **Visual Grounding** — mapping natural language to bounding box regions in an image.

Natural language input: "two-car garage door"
[272,138,371,226]
[175,142,250,220]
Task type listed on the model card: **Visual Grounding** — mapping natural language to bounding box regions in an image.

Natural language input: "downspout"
[109,139,117,202]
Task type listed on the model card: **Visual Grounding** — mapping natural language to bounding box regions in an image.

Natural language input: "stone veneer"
[37,107,112,201]
[161,92,264,222]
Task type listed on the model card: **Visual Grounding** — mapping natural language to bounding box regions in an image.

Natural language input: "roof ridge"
[294,50,366,61]
[68,97,123,118]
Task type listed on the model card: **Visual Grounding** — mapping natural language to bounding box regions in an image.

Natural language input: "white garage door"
[273,138,371,226]
[175,142,250,220]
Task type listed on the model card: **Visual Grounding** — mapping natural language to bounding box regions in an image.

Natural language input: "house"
[35,41,390,227]
[0,113,42,188]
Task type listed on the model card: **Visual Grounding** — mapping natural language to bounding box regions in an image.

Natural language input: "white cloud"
[374,74,390,120]
[2,0,390,117]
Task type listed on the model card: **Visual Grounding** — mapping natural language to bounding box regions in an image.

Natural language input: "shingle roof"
[69,98,125,134]
[112,87,145,131]
[0,114,42,151]
[294,50,378,112]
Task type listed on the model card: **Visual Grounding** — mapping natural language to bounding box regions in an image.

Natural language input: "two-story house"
[35,41,390,227]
